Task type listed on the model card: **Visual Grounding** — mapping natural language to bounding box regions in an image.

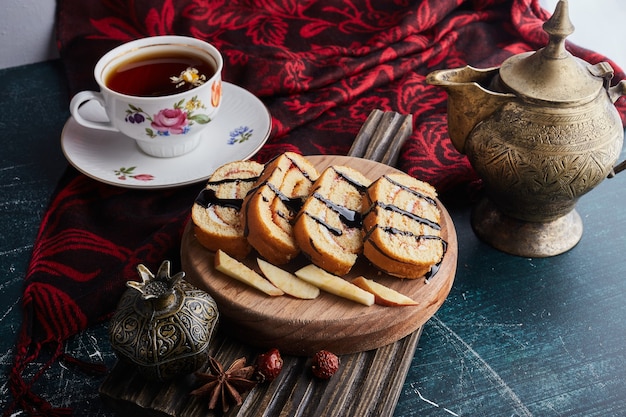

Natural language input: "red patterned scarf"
[6,0,625,415]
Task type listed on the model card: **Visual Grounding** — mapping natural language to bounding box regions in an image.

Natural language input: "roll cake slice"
[294,165,372,276]
[362,173,445,279]
[242,152,319,265]
[191,160,264,259]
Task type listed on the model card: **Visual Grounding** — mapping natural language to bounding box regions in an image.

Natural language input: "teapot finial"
[542,0,574,60]
[498,0,604,103]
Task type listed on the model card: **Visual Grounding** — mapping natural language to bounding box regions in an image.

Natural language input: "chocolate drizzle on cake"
[363,230,446,280]
[195,177,259,210]
[207,176,258,187]
[285,153,316,182]
[424,238,447,281]
[382,174,437,206]
[299,169,366,237]
[309,192,362,230]
[292,164,372,275]
[191,160,265,259]
[301,192,361,237]
[365,202,441,231]
[331,166,368,193]
[266,182,305,214]
[246,157,314,216]
[305,213,343,237]
[241,152,320,265]
[195,189,243,210]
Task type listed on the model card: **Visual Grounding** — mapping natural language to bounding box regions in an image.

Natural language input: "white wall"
[0,0,624,70]
[1,0,58,69]
[541,0,625,69]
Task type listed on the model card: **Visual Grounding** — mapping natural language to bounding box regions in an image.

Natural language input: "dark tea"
[105,50,216,97]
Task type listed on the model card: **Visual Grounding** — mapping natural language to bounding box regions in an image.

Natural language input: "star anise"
[191,356,257,412]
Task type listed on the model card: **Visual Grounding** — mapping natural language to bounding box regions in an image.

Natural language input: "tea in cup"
[70,35,223,158]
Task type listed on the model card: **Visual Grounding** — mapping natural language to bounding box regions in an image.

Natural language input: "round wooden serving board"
[181,155,457,356]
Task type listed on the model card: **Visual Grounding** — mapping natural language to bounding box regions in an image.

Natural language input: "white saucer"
[61,82,271,189]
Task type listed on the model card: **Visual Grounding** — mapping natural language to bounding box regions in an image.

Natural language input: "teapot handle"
[608,79,626,103]
[609,159,626,178]
[607,79,626,177]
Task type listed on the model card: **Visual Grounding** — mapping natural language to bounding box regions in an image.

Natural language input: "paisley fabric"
[55,0,626,190]
[6,0,626,415]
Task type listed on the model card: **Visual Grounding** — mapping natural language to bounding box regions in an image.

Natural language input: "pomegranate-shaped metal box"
[109,260,219,381]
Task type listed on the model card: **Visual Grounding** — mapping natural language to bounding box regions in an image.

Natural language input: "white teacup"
[70,35,223,158]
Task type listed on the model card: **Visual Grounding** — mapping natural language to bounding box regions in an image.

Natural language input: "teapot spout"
[426,65,515,153]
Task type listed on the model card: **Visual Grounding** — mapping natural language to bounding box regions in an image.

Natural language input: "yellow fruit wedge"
[257,258,320,299]
[352,276,418,307]
[214,250,284,296]
[294,264,374,306]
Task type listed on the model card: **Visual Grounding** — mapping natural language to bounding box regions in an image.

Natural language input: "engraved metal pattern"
[109,261,219,381]
[467,97,623,222]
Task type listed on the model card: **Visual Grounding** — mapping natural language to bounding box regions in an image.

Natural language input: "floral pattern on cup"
[211,80,222,107]
[114,166,155,182]
[125,96,211,138]
[228,126,254,145]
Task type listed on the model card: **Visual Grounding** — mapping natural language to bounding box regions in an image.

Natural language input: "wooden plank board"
[99,328,422,417]
[181,155,457,355]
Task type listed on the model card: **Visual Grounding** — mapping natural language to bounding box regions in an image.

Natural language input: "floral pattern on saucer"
[228,126,254,144]
[114,166,155,182]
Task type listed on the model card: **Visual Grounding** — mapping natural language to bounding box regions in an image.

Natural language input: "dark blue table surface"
[2,60,626,417]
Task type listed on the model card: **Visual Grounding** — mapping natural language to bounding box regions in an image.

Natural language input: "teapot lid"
[498,0,605,103]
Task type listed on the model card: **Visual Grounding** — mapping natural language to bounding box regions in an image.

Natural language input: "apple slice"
[294,264,374,306]
[352,276,419,307]
[214,250,284,296]
[257,258,320,299]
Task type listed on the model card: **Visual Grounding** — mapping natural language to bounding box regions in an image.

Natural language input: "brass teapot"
[427,0,625,257]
